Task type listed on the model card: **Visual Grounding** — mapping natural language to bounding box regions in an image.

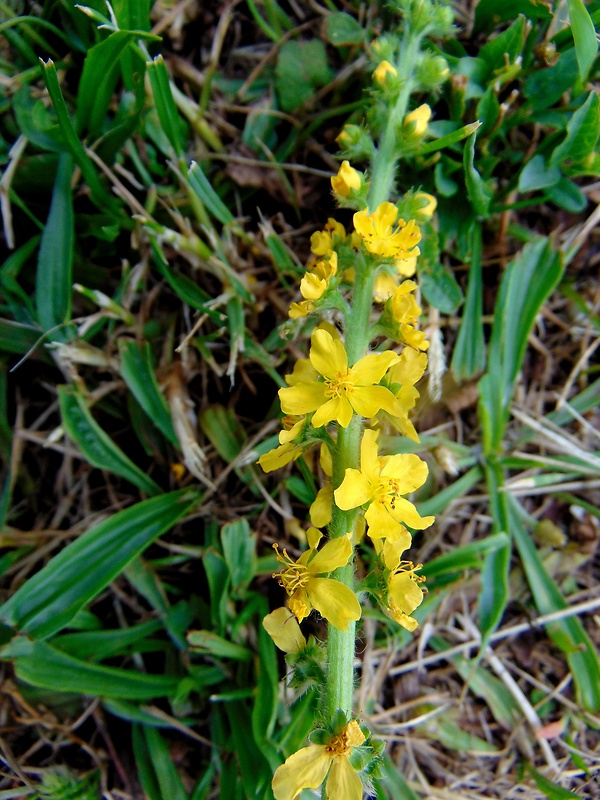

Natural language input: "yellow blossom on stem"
[334,428,434,539]
[272,531,361,629]
[272,720,366,800]
[279,328,404,428]
[258,416,306,473]
[373,59,398,85]
[311,218,347,256]
[263,607,307,653]
[354,202,421,259]
[391,280,429,351]
[383,347,428,442]
[381,539,425,631]
[331,160,362,198]
[310,444,334,528]
[403,103,431,136]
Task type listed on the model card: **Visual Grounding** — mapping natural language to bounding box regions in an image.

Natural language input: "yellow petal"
[390,607,419,631]
[382,533,412,570]
[326,757,363,800]
[310,329,348,379]
[308,535,352,574]
[350,350,399,385]
[272,745,331,800]
[373,59,397,85]
[258,442,301,472]
[307,578,361,630]
[334,468,372,510]
[389,497,435,530]
[352,208,370,238]
[395,255,417,277]
[279,382,327,415]
[310,483,333,528]
[289,588,311,623]
[307,526,323,550]
[360,428,381,483]
[373,272,399,301]
[300,272,327,301]
[320,442,333,476]
[351,385,402,419]
[365,500,406,540]
[312,395,353,429]
[375,201,399,229]
[263,607,306,653]
[389,572,424,615]
[285,358,318,386]
[381,453,429,493]
[389,348,428,387]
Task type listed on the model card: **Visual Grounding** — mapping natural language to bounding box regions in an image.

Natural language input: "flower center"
[374,477,401,509]
[273,544,309,594]
[326,731,351,758]
[324,370,354,399]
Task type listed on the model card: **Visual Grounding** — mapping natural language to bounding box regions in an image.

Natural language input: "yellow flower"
[383,348,428,442]
[272,530,361,629]
[310,218,347,256]
[354,202,421,259]
[272,720,366,800]
[258,416,306,473]
[279,328,403,428]
[391,281,429,351]
[334,428,434,539]
[263,607,307,653]
[373,60,398,85]
[331,160,362,198]
[380,539,425,631]
[403,103,431,136]
[396,254,418,277]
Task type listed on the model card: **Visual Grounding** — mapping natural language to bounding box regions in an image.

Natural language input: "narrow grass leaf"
[450,223,486,379]
[417,465,483,517]
[40,59,118,210]
[251,602,280,770]
[147,55,184,158]
[187,162,234,225]
[478,462,511,640]
[35,153,73,334]
[526,763,581,799]
[77,31,155,137]
[138,727,190,800]
[58,385,162,496]
[376,758,420,800]
[2,637,180,699]
[509,496,600,712]
[0,489,199,638]
[567,0,598,82]
[463,133,492,218]
[221,519,256,591]
[119,340,178,445]
[187,630,252,661]
[52,619,163,661]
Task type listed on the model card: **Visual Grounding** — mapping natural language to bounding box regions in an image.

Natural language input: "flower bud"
[373,60,397,86]
[331,160,362,198]
[403,104,431,137]
[414,192,437,219]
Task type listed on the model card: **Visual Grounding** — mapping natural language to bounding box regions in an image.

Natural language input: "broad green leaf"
[221,519,256,591]
[450,224,486,379]
[509,497,600,712]
[324,12,365,46]
[463,133,492,217]
[551,92,600,167]
[52,619,163,661]
[147,55,184,158]
[478,16,526,77]
[58,385,162,496]
[547,177,587,212]
[119,340,178,445]
[420,261,463,314]
[2,637,180,699]
[275,39,333,112]
[568,0,598,82]
[35,153,74,334]
[518,154,562,192]
[524,48,579,111]
[0,489,199,638]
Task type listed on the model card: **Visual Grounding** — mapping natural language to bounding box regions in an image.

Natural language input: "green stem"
[367,32,422,211]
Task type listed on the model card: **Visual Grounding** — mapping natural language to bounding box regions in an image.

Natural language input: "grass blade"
[58,385,162,496]
[0,488,200,638]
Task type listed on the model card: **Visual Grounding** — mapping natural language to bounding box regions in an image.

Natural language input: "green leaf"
[524,48,579,111]
[134,726,190,800]
[58,385,163,496]
[324,12,365,46]
[547,177,587,212]
[147,54,184,158]
[478,16,526,76]
[275,40,333,112]
[420,121,481,156]
[35,153,74,334]
[52,620,163,661]
[473,0,552,34]
[420,261,463,314]
[551,92,600,167]
[187,162,234,226]
[187,630,252,661]
[221,519,256,591]
[0,489,199,638]
[509,497,600,712]
[119,340,179,445]
[463,132,492,217]
[450,224,486,379]
[2,637,180,699]
[568,0,599,82]
[518,154,562,192]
